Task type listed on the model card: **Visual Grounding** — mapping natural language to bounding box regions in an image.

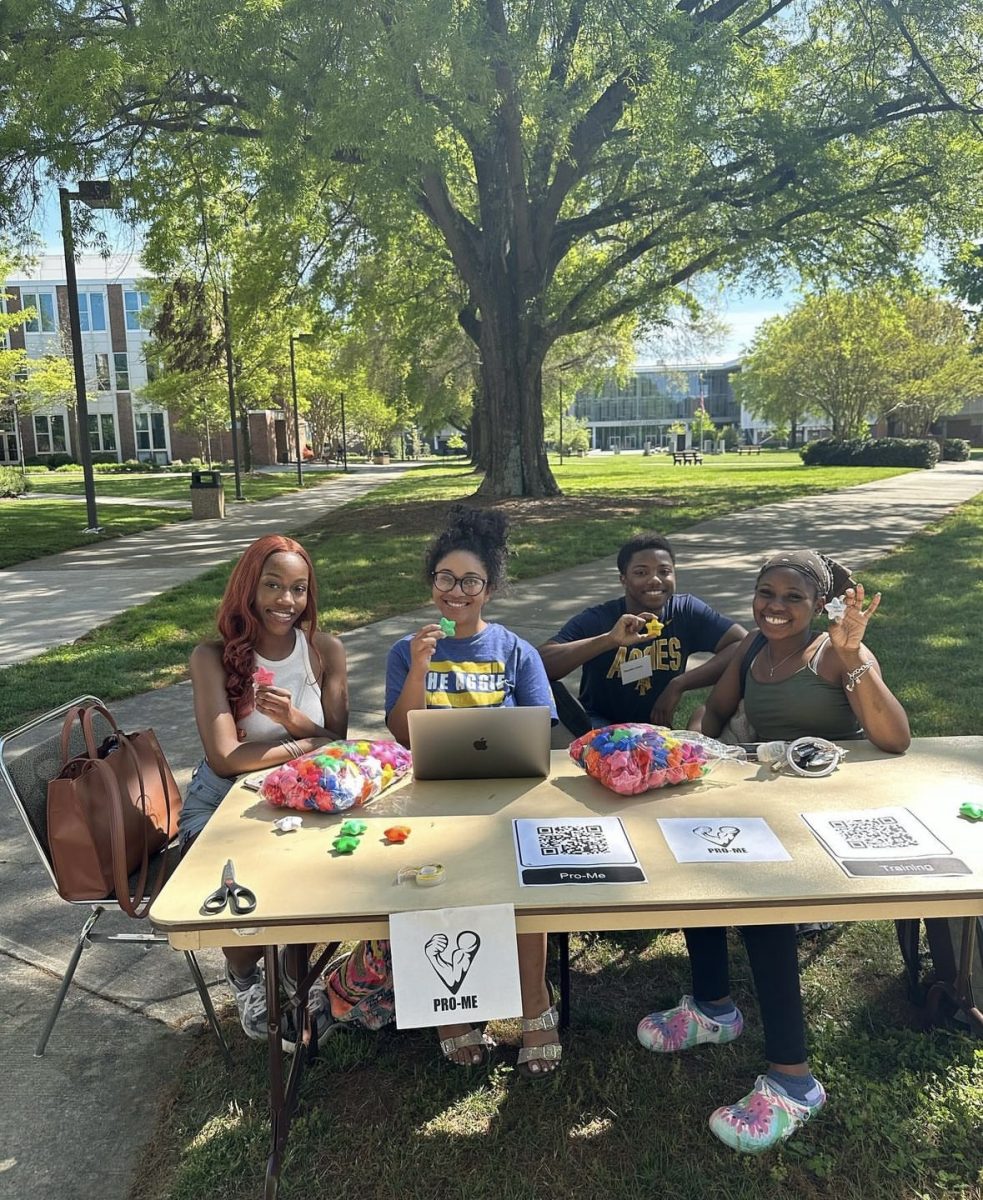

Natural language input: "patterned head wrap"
[756,550,855,600]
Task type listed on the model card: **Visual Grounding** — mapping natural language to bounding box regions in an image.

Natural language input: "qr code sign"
[537,824,610,856]
[828,815,921,851]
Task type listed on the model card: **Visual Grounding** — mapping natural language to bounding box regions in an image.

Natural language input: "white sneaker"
[224,962,268,1042]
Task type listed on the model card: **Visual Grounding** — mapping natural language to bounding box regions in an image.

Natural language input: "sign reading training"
[389,903,522,1029]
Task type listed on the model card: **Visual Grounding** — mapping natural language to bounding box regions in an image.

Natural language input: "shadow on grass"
[132,922,981,1200]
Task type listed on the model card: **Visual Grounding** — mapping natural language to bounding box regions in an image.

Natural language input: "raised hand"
[609,611,661,647]
[409,623,446,671]
[254,684,296,726]
[827,584,881,655]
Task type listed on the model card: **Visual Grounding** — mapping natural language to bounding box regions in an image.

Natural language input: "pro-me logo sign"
[389,903,522,1029]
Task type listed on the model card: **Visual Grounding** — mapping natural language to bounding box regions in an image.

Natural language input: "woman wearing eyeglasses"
[327,506,560,1076]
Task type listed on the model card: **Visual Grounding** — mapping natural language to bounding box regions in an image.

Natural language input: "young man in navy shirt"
[538,533,745,729]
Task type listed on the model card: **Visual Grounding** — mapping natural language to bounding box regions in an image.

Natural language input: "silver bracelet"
[845,661,873,692]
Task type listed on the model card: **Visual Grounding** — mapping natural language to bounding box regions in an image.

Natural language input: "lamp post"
[339,390,348,472]
[288,332,315,486]
[220,287,245,501]
[559,379,564,466]
[59,180,115,533]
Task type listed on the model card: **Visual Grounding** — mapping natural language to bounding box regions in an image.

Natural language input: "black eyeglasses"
[432,570,487,596]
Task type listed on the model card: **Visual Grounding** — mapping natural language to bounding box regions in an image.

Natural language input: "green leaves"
[738,286,983,440]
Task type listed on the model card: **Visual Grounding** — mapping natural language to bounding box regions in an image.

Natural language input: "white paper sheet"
[801,807,949,859]
[657,816,792,863]
[800,806,969,878]
[389,903,522,1029]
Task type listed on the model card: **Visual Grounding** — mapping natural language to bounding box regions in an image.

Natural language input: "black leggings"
[684,924,806,1065]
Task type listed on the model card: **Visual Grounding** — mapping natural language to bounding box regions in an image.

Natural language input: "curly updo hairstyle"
[424,505,510,592]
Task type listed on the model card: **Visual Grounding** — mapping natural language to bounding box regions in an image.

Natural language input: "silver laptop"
[407,706,552,780]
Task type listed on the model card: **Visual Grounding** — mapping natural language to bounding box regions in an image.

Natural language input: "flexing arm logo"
[693,824,741,849]
[425,931,481,994]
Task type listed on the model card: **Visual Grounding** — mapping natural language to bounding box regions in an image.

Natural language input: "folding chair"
[0,695,231,1065]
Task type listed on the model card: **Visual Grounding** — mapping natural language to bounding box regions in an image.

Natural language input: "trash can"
[190,469,225,520]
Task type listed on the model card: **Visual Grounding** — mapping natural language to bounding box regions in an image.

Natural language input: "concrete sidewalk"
[1,459,981,1200]
[0,463,414,667]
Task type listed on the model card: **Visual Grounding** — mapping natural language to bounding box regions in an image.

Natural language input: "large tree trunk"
[469,386,489,472]
[475,319,559,498]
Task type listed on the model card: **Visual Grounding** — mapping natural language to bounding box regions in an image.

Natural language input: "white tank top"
[238,633,323,740]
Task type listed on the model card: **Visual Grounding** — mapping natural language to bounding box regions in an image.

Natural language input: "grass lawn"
[0,455,916,730]
[129,477,981,1200]
[26,468,341,503]
[0,499,193,568]
[135,927,981,1200]
[0,471,341,568]
[6,453,981,1199]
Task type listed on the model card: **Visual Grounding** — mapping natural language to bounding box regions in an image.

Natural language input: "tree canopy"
[737,286,983,439]
[2,1,981,493]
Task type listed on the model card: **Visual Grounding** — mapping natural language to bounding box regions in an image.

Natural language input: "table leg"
[556,932,571,1031]
[262,941,343,1199]
[924,916,983,1037]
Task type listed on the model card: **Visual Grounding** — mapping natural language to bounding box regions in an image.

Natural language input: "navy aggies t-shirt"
[550,594,734,724]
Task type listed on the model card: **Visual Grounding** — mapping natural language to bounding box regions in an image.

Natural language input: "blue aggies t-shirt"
[550,594,734,724]
[385,622,557,716]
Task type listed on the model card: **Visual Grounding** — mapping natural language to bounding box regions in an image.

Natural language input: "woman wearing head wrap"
[636,549,909,1155]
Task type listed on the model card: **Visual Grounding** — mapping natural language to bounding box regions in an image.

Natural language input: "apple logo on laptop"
[473,738,488,751]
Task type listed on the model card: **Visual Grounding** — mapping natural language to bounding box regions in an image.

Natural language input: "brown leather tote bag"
[47,703,182,917]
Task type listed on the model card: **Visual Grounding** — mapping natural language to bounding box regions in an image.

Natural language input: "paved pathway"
[1,458,981,1200]
[0,463,414,666]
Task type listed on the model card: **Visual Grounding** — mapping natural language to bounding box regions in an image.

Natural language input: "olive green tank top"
[743,635,862,742]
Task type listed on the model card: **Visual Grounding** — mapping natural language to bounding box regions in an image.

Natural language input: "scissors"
[200,859,257,916]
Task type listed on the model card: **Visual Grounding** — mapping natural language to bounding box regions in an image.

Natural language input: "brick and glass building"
[1,254,294,466]
[571,359,744,450]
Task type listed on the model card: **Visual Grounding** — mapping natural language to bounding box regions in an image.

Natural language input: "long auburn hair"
[216,535,320,722]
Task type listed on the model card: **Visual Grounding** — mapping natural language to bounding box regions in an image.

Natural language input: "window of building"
[135,410,168,461]
[34,413,68,455]
[78,292,107,332]
[21,291,57,334]
[114,352,129,390]
[94,353,111,391]
[124,289,151,331]
[87,413,118,453]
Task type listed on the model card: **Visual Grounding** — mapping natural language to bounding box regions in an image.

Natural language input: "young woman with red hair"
[182,534,348,1045]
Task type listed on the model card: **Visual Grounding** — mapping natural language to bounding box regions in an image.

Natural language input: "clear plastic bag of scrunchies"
[261,740,413,812]
[568,724,747,796]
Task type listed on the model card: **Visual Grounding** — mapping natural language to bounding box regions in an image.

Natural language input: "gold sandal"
[439,1025,495,1067]
[516,1004,562,1079]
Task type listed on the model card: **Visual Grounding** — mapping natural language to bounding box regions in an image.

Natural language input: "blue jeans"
[179,759,234,848]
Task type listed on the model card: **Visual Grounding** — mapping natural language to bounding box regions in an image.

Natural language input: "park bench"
[734,445,762,455]
[672,450,703,465]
